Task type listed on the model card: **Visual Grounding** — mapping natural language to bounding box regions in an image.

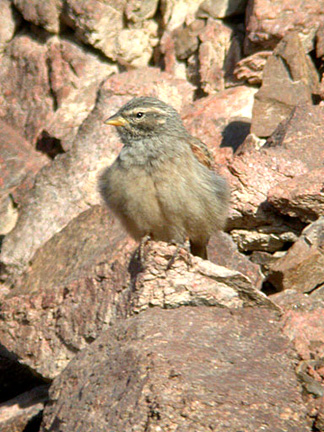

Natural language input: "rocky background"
[0,0,323,431]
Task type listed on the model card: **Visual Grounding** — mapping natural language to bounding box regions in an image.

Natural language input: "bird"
[99,96,229,260]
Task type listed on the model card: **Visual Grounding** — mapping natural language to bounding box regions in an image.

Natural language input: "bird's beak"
[104,114,128,127]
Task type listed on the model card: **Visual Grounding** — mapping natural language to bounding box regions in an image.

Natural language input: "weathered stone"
[317,23,324,59]
[130,241,276,313]
[197,0,248,18]
[198,19,242,93]
[160,0,203,31]
[0,205,133,378]
[230,227,298,253]
[45,36,117,148]
[251,32,320,137]
[0,121,48,234]
[250,250,286,278]
[0,386,48,432]
[173,19,204,60]
[0,223,278,380]
[0,33,54,144]
[13,0,62,33]
[264,104,324,171]
[208,231,263,289]
[267,218,324,293]
[0,68,194,276]
[227,144,308,229]
[63,0,125,60]
[182,85,257,164]
[115,28,156,68]
[234,50,272,85]
[125,0,159,22]
[268,167,324,223]
[245,0,324,54]
[0,0,18,53]
[41,307,310,432]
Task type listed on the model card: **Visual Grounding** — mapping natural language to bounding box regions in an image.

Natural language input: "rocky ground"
[0,0,323,431]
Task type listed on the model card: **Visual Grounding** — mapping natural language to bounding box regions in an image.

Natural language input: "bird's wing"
[188,136,214,170]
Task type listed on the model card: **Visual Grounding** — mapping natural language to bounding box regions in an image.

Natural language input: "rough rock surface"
[0,0,18,53]
[268,167,324,222]
[208,232,263,288]
[267,218,324,293]
[228,103,324,235]
[40,307,309,432]
[0,228,275,379]
[182,85,257,163]
[197,0,247,19]
[0,205,132,378]
[0,121,48,234]
[45,36,117,149]
[13,0,63,33]
[0,386,48,432]
[245,0,324,54]
[0,68,194,277]
[251,32,320,137]
[0,33,54,145]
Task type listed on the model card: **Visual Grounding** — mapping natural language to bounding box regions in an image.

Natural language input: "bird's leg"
[166,238,192,270]
[135,234,151,266]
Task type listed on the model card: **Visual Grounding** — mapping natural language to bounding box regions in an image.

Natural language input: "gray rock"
[251,32,320,137]
[13,0,62,33]
[267,218,324,293]
[245,0,324,54]
[41,307,310,431]
[198,0,248,18]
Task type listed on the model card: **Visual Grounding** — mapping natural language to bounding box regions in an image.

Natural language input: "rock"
[64,0,158,67]
[198,18,242,93]
[0,223,278,380]
[0,0,18,53]
[227,143,308,230]
[317,23,324,59]
[115,27,156,68]
[45,36,117,149]
[228,103,324,236]
[230,227,298,253]
[245,0,324,54]
[173,19,204,60]
[130,241,277,313]
[63,0,125,61]
[0,68,194,277]
[264,104,324,171]
[0,120,48,235]
[250,250,286,278]
[0,205,133,378]
[182,85,257,163]
[13,0,62,33]
[251,32,320,137]
[0,33,54,144]
[278,294,324,429]
[197,0,248,18]
[208,231,263,289]
[41,307,310,432]
[234,50,272,85]
[160,0,203,31]
[125,0,159,22]
[267,218,324,293]
[268,167,324,222]
[0,386,48,432]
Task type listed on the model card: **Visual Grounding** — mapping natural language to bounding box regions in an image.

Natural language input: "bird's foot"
[166,240,193,270]
[135,234,151,268]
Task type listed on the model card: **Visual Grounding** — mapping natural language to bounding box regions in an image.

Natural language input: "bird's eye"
[136,112,144,118]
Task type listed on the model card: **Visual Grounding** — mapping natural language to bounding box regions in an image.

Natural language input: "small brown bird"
[99,97,229,260]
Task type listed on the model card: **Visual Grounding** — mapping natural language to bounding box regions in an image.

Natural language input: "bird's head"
[105,97,186,142]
